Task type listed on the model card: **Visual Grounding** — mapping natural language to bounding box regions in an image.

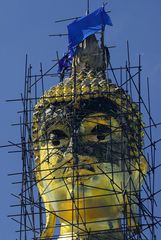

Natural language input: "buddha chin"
[39,142,140,235]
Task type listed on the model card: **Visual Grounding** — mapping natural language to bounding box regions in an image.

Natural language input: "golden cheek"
[49,152,63,167]
[39,145,64,174]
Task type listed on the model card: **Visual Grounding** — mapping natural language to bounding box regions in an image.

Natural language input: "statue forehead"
[43,98,119,119]
[38,98,128,138]
[33,85,144,150]
[40,98,123,128]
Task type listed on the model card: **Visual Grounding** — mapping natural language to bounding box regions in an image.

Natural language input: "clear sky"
[0,0,161,239]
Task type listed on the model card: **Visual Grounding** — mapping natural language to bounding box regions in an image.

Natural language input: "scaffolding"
[6,5,161,240]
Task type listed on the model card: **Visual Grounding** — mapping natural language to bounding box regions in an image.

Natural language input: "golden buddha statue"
[32,35,148,239]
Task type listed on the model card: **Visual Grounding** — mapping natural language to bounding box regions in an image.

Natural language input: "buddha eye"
[91,125,111,141]
[49,130,68,146]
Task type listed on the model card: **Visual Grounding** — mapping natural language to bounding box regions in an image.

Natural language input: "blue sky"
[0,0,161,239]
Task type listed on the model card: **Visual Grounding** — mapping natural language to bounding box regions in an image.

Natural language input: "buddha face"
[37,98,147,235]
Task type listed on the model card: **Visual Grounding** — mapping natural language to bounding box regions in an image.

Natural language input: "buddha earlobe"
[40,201,56,239]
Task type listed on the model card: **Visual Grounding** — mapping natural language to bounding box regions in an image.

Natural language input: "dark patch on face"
[76,137,127,165]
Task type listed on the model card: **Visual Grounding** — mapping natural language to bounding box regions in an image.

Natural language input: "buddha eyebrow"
[41,117,63,134]
[83,115,112,123]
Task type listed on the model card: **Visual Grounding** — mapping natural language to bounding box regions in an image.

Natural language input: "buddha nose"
[64,138,79,165]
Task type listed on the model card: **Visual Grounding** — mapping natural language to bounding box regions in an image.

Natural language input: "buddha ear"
[126,155,148,231]
[135,155,148,175]
[132,155,148,186]
[36,176,56,239]
[139,155,148,175]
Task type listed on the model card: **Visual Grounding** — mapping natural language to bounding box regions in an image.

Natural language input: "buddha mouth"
[64,162,95,173]
[63,166,96,184]
[79,163,95,172]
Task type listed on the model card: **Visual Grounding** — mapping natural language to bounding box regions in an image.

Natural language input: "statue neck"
[59,230,124,240]
[59,218,124,239]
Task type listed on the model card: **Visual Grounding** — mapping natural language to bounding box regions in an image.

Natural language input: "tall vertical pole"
[147,77,156,239]
[86,0,90,15]
[101,3,107,78]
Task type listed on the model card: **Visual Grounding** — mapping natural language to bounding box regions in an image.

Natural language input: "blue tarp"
[67,7,112,49]
[58,7,112,73]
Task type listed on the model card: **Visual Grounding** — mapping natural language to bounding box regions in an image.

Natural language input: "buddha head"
[32,35,148,239]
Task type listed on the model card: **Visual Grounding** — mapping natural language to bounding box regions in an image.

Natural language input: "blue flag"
[67,7,112,49]
[58,49,74,73]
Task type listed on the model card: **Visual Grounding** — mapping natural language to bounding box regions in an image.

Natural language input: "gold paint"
[33,105,147,238]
